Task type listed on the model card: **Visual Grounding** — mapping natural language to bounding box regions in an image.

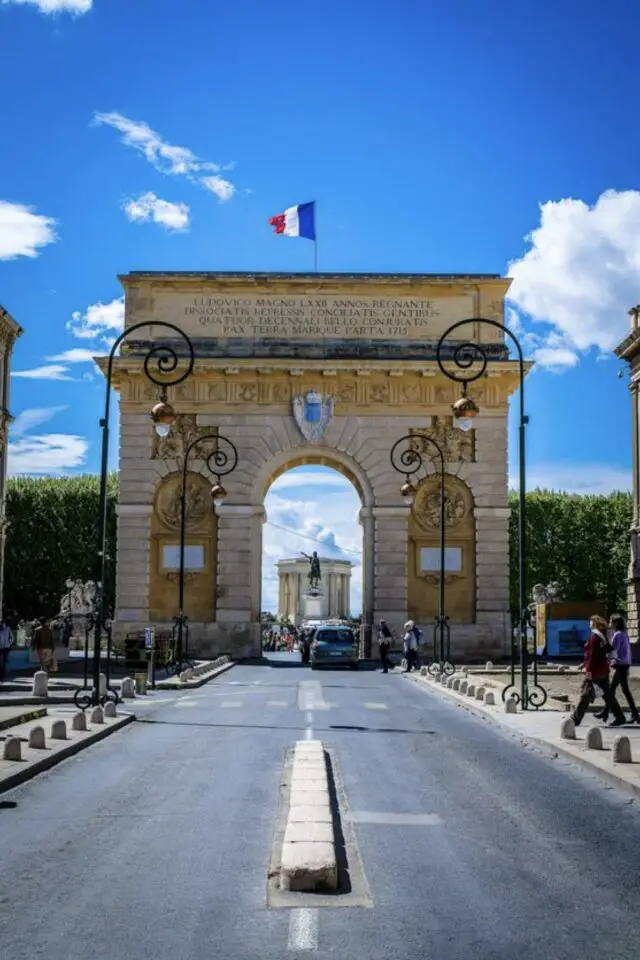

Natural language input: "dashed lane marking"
[287,908,319,951]
[219,701,243,708]
[267,701,288,707]
[363,702,388,710]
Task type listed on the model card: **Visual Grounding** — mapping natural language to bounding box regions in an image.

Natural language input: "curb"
[0,713,134,796]
[405,673,640,802]
[0,707,47,731]
[0,696,76,708]
[154,659,235,690]
[280,740,338,892]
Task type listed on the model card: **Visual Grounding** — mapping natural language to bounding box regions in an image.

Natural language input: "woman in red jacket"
[570,615,626,727]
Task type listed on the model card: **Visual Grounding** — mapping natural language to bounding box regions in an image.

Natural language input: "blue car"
[310,625,359,670]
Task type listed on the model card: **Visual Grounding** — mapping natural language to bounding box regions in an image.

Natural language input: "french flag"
[268,201,316,240]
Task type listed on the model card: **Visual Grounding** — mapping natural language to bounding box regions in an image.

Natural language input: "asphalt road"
[2,652,640,960]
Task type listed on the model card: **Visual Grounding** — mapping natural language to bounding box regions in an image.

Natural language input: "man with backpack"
[377,619,394,674]
[403,620,421,673]
[571,615,626,727]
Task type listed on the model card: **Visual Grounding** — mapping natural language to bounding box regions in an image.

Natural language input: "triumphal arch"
[107,271,522,661]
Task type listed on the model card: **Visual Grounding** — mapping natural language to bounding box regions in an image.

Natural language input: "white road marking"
[348,811,443,825]
[305,709,314,740]
[175,701,199,708]
[219,701,243,708]
[287,908,319,951]
[297,681,329,711]
[363,702,388,710]
[267,700,288,707]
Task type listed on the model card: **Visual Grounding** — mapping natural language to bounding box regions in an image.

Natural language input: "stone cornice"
[0,305,23,342]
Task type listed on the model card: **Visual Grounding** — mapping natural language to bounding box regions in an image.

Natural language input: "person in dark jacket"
[571,615,626,727]
[595,614,640,724]
[377,620,394,674]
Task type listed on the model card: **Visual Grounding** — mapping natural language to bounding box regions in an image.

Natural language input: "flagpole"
[313,201,318,272]
[314,238,318,273]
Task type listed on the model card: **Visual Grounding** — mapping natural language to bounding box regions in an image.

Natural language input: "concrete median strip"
[280,740,338,892]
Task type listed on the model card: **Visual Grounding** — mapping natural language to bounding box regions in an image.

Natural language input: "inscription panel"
[131,292,478,341]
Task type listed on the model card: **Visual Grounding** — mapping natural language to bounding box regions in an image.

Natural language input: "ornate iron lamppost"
[436,318,547,709]
[87,322,195,707]
[170,432,239,675]
[389,433,454,676]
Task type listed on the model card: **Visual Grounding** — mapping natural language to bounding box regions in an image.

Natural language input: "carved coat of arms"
[292,391,333,443]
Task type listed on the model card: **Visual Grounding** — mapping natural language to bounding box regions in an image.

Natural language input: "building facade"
[277,557,353,622]
[616,304,640,641]
[0,306,23,617]
[104,271,523,661]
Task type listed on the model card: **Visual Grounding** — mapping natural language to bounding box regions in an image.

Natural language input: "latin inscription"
[150,293,476,340]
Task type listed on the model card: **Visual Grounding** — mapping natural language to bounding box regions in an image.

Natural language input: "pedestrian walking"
[33,618,55,673]
[0,618,14,682]
[595,615,640,724]
[403,620,419,673]
[571,615,626,727]
[377,619,394,673]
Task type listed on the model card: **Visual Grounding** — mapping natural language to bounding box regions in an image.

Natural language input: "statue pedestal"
[301,591,324,621]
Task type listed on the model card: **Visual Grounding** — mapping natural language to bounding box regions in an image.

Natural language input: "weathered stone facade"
[616,305,640,641]
[103,272,522,661]
[0,306,22,617]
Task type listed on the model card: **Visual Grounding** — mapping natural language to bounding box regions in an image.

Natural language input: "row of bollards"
[2,702,117,762]
[560,718,634,763]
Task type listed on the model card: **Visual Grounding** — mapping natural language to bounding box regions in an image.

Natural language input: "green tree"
[509,490,632,619]
[4,474,118,620]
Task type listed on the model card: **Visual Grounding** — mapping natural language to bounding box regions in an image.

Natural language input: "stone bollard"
[420,666,428,677]
[91,706,105,725]
[452,678,461,691]
[135,676,147,695]
[475,686,486,701]
[72,712,87,732]
[3,736,21,760]
[484,691,496,706]
[613,735,632,764]
[121,677,135,699]
[104,701,117,718]
[586,726,603,750]
[504,697,517,714]
[447,677,456,689]
[560,718,576,740]
[467,684,476,697]
[485,661,493,671]
[50,719,67,740]
[459,680,468,694]
[557,665,566,674]
[461,668,468,677]
[32,670,48,697]
[99,673,107,697]
[29,725,46,749]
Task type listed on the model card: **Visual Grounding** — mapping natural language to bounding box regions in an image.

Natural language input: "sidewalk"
[406,669,640,801]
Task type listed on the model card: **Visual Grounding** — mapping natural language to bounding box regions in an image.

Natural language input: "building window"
[420,547,462,573]
[162,545,205,571]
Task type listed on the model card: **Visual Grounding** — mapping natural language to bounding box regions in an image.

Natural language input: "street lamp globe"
[452,394,479,432]
[400,480,417,506]
[210,482,227,503]
[150,400,177,437]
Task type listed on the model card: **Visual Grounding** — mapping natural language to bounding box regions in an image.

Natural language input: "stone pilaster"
[115,504,152,622]
[372,505,409,633]
[474,506,511,655]
[213,503,263,656]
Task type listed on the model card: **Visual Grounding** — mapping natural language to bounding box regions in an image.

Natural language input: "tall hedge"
[509,490,632,619]
[4,474,118,620]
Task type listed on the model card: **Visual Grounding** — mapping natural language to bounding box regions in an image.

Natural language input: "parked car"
[310,624,359,670]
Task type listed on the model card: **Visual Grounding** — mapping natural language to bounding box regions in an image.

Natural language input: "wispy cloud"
[1,0,91,12]
[0,200,56,260]
[12,364,74,381]
[123,192,190,231]
[45,348,100,363]
[510,462,631,496]
[11,406,66,438]
[94,111,238,205]
[67,297,124,341]
[8,434,88,475]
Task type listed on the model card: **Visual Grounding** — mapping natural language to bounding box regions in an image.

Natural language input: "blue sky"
[1,0,639,612]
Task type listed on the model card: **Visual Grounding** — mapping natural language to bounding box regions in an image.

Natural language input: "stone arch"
[148,471,218,624]
[407,473,476,626]
[252,445,372,628]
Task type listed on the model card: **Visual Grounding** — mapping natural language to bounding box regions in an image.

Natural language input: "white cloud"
[67,297,124,341]
[123,192,190,231]
[11,406,66,438]
[12,364,74,381]
[531,345,579,371]
[2,0,91,12]
[8,434,88,475]
[508,190,640,361]
[510,462,631,496]
[45,348,100,363]
[0,200,56,260]
[201,175,236,203]
[262,468,363,614]
[94,111,238,202]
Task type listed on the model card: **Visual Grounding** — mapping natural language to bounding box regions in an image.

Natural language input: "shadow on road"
[136,718,437,735]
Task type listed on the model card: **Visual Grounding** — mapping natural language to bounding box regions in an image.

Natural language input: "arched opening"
[261,463,364,638]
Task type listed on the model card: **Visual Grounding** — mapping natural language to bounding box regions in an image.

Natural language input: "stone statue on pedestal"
[301,551,322,591]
